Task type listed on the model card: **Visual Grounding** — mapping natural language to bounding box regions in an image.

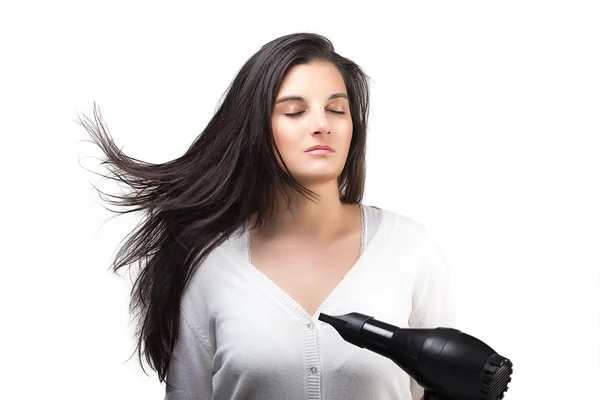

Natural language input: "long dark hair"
[77,32,371,385]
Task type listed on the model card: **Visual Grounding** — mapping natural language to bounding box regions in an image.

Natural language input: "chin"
[293,172,342,186]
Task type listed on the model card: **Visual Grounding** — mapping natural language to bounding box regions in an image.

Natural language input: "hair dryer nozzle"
[318,312,373,347]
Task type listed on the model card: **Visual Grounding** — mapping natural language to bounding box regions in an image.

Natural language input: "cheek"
[334,119,353,146]
[272,119,302,154]
[329,112,352,131]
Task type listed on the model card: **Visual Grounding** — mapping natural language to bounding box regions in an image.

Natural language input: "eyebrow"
[275,93,348,104]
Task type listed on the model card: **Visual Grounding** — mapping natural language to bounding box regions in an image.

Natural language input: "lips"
[305,145,334,152]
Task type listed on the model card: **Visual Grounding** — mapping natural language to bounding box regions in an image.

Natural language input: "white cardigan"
[165,204,457,400]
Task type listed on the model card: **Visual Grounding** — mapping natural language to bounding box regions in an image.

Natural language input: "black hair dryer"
[318,312,513,400]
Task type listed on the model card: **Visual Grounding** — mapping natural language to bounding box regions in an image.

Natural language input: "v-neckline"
[236,204,392,323]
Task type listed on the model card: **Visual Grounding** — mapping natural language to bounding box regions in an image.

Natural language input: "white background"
[1,1,599,399]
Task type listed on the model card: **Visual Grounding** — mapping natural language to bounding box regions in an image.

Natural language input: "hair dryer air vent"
[480,354,513,399]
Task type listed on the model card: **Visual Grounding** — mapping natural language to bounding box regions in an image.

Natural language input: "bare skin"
[249,202,362,316]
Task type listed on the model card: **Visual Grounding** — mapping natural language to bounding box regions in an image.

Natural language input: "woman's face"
[271,61,353,186]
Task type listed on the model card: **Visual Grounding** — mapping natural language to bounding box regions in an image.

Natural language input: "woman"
[79,32,456,400]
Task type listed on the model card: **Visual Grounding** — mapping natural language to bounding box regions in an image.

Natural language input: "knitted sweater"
[165,204,457,400]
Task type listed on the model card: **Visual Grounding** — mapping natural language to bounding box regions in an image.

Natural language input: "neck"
[255,182,359,241]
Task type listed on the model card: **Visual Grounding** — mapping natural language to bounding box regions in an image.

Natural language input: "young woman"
[79,32,456,400]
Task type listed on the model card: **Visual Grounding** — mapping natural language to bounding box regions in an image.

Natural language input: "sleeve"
[164,307,214,400]
[408,231,458,400]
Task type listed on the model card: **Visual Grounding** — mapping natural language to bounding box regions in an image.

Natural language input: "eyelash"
[284,110,345,117]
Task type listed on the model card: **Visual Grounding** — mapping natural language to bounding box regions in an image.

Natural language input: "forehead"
[277,61,347,97]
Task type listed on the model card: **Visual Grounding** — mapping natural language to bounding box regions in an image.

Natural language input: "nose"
[311,109,331,135]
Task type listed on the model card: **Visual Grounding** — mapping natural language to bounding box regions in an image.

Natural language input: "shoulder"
[178,235,237,315]
[369,204,432,243]
[365,204,442,268]
[178,226,252,315]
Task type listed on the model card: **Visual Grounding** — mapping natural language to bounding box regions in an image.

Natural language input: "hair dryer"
[318,312,513,400]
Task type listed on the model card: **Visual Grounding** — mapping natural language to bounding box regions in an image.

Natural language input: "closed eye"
[284,111,305,117]
[284,110,346,117]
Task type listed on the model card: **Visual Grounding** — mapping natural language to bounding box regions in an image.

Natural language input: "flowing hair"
[77,32,371,385]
